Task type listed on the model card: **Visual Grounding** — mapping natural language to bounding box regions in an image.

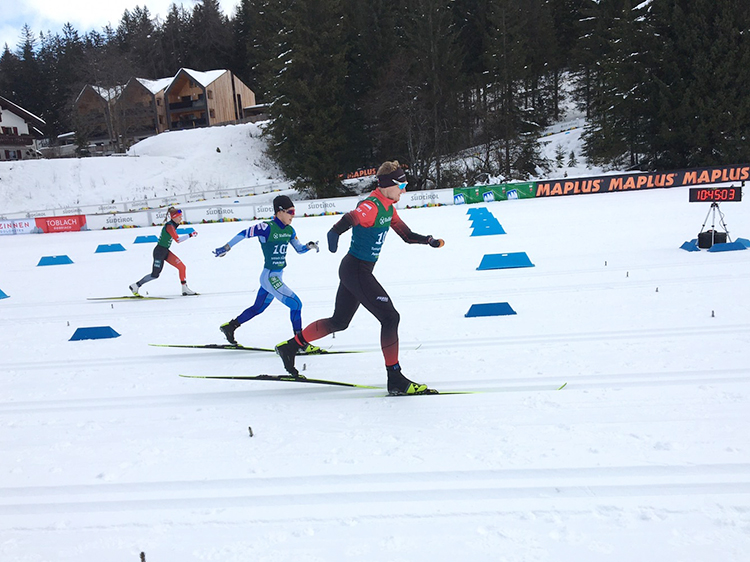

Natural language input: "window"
[209,109,215,119]
[207,89,213,100]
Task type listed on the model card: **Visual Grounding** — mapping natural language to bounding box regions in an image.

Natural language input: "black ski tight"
[301,253,400,365]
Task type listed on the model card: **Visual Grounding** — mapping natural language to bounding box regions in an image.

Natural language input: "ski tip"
[557,382,568,390]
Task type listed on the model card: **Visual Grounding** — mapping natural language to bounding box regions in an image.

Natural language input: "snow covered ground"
[2,122,750,561]
[2,178,750,560]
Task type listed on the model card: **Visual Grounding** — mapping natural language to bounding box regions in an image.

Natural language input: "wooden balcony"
[0,133,33,146]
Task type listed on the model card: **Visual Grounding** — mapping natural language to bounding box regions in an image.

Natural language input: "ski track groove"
[3,265,748,324]
[2,464,749,516]
[3,323,749,373]
[410,323,750,350]
[0,368,747,414]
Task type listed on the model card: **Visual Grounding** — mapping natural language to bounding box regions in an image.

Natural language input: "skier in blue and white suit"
[214,195,319,349]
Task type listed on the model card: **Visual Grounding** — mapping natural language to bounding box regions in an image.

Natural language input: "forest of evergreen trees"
[1,0,749,196]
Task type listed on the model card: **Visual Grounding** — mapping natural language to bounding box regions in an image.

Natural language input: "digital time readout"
[688,186,742,202]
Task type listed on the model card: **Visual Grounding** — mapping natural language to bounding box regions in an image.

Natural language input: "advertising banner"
[453,183,536,205]
[535,164,750,198]
[295,197,360,217]
[85,212,150,230]
[0,219,35,235]
[34,215,87,233]
[399,188,454,208]
[191,204,255,223]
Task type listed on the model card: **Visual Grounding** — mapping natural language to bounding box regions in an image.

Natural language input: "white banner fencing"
[74,188,456,233]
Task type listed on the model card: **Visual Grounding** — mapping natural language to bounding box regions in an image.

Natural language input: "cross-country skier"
[275,161,445,395]
[130,207,198,296]
[214,195,320,349]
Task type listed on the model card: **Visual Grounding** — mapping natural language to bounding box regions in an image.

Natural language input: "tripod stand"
[699,202,731,247]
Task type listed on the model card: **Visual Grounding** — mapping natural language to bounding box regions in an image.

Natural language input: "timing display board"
[688,186,742,202]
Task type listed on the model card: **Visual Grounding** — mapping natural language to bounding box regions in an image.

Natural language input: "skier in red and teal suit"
[214,195,320,349]
[275,161,445,395]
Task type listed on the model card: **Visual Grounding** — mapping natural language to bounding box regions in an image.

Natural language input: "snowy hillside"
[0,121,599,217]
[0,122,286,215]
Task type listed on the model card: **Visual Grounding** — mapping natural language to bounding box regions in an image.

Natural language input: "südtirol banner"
[535,164,750,198]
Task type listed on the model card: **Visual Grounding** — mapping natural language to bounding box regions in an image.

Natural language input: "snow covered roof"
[91,85,123,102]
[76,69,231,106]
[135,77,173,94]
[0,95,46,128]
[180,68,227,87]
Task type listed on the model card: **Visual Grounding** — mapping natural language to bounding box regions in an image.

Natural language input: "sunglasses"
[396,181,408,190]
[282,208,295,216]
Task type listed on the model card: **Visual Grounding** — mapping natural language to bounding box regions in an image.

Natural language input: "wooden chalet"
[70,69,257,155]
[73,85,117,152]
[117,76,172,139]
[164,69,256,130]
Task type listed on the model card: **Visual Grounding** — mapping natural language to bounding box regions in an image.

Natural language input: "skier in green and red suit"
[130,206,198,296]
[275,161,445,395]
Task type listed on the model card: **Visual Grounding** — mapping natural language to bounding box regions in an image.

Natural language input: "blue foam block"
[37,255,74,266]
[680,239,700,252]
[69,326,121,341]
[134,235,158,244]
[177,227,195,235]
[465,302,516,317]
[467,207,492,216]
[708,240,749,252]
[0,289,8,299]
[471,222,506,236]
[477,252,534,270]
[95,243,126,253]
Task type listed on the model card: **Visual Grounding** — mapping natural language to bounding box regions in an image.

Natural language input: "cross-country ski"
[152,343,361,354]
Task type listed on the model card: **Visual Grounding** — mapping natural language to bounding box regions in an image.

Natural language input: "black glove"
[327,229,340,253]
[427,236,444,248]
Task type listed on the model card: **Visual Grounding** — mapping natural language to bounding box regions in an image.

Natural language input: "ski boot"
[275,337,303,377]
[386,364,433,395]
[182,284,198,296]
[298,342,322,355]
[129,282,140,296]
[220,319,241,345]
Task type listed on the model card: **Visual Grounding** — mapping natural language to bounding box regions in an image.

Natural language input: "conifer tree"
[159,4,191,73]
[581,0,652,168]
[264,0,350,198]
[187,0,233,70]
[649,0,750,167]
[11,26,45,117]
[115,7,160,78]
